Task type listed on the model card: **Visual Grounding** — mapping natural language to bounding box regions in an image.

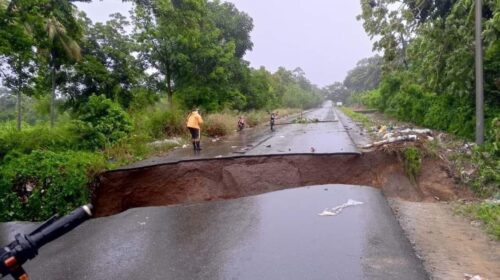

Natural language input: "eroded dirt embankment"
[93,151,467,217]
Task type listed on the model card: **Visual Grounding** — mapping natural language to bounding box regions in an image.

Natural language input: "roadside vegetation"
[328,1,499,239]
[457,202,500,240]
[0,0,323,221]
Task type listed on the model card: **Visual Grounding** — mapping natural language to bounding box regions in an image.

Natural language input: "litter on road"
[318,199,364,217]
[464,274,488,280]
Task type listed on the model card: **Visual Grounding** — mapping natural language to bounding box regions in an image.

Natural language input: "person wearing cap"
[186,108,204,150]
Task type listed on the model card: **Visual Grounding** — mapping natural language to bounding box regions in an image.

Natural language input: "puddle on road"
[93,151,462,217]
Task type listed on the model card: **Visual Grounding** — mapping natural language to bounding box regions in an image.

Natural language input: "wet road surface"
[123,102,358,169]
[0,102,429,279]
[0,185,427,280]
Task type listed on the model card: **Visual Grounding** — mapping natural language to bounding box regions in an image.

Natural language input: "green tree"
[133,0,243,111]
[62,12,148,109]
[343,55,382,93]
[206,0,253,58]
[0,1,37,130]
[324,82,350,103]
[133,0,204,106]
[42,3,83,127]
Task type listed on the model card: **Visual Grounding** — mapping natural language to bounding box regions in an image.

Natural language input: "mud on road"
[93,151,466,217]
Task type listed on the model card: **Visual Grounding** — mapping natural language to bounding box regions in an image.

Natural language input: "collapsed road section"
[93,150,465,217]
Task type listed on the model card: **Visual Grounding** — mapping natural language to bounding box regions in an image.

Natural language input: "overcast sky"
[75,0,374,87]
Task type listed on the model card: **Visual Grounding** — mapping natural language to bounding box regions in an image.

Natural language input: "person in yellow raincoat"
[186,108,204,150]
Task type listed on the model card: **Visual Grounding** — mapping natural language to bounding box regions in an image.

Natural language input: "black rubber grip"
[28,205,93,249]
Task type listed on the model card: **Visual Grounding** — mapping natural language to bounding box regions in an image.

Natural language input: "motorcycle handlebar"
[29,204,92,248]
[0,204,93,279]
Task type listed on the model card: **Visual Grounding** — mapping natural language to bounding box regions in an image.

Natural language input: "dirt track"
[93,151,466,217]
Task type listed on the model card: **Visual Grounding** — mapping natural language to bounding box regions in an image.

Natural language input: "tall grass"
[204,113,238,137]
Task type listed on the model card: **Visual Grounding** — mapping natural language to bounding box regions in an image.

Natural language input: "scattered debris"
[363,126,436,149]
[318,199,364,217]
[470,220,482,227]
[464,274,488,280]
[399,128,432,134]
[149,137,183,146]
[378,125,387,134]
[292,117,320,124]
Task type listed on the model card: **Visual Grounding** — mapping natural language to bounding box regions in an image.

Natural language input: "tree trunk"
[50,53,56,128]
[16,89,21,131]
[399,32,409,70]
[166,69,173,107]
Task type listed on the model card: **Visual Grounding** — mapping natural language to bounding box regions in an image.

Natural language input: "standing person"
[237,116,245,131]
[186,107,204,150]
[270,112,276,131]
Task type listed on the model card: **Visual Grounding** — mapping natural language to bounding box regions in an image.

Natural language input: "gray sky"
[75,0,375,87]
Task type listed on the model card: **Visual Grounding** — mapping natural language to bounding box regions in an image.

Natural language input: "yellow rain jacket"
[186,111,203,129]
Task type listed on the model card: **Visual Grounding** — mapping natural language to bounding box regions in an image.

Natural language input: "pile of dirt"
[93,150,471,217]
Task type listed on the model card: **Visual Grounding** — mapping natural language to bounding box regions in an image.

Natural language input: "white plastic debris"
[464,274,487,280]
[149,137,183,146]
[318,199,364,217]
[400,128,431,134]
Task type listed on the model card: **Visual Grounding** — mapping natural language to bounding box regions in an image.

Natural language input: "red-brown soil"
[93,151,471,217]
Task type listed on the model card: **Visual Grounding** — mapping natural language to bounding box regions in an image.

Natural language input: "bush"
[403,147,422,183]
[457,202,500,240]
[204,113,238,137]
[145,107,186,139]
[0,122,78,161]
[128,88,159,112]
[469,118,500,198]
[0,150,107,221]
[73,95,132,150]
[245,110,268,127]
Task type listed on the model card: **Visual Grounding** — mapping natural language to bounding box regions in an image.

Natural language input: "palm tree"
[45,15,81,127]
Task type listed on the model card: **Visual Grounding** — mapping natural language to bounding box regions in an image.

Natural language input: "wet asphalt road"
[122,101,357,169]
[0,102,428,279]
[1,185,427,280]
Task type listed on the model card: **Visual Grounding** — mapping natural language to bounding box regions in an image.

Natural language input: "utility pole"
[475,0,484,144]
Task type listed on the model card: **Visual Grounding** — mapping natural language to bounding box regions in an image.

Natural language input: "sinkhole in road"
[93,151,462,217]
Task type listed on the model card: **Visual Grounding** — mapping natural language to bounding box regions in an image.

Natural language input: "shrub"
[403,147,422,183]
[128,88,159,112]
[487,117,500,155]
[0,122,78,161]
[0,150,107,221]
[145,108,186,139]
[204,113,237,137]
[245,110,268,127]
[362,90,383,109]
[457,202,500,240]
[72,95,132,150]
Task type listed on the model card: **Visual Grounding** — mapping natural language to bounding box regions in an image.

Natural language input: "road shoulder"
[389,200,500,280]
[337,107,499,280]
